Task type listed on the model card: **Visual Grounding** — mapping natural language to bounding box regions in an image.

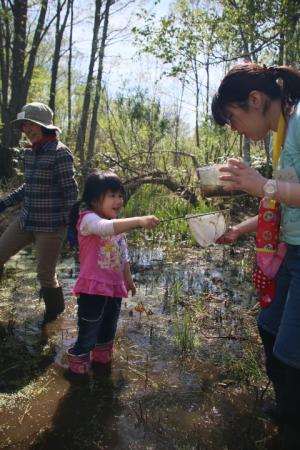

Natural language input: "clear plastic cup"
[196,163,238,197]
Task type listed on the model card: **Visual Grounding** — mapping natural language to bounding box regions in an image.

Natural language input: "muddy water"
[0,244,275,450]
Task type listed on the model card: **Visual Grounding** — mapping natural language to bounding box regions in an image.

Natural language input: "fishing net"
[186,211,229,247]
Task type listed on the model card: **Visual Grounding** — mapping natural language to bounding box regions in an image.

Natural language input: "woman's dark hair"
[69,171,125,245]
[41,127,58,136]
[212,63,300,126]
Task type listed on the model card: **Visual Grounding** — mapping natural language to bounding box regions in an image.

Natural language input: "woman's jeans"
[73,294,122,355]
[257,244,300,428]
[258,244,300,369]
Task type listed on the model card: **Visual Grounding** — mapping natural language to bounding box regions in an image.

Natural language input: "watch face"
[264,181,276,196]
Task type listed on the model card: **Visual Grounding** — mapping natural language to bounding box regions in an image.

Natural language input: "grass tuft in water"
[174,310,196,355]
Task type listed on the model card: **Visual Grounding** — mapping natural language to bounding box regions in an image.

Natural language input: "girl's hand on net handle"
[139,215,160,229]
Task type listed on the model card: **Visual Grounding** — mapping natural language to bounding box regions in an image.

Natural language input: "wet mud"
[0,243,277,450]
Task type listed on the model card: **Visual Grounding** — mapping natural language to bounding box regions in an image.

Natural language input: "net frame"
[186,210,230,247]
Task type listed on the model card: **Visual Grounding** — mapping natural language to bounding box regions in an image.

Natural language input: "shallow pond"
[0,241,276,450]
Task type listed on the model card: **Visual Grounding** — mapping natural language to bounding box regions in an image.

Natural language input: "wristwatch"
[263,179,277,198]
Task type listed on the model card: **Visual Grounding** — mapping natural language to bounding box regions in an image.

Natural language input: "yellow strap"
[272,113,287,171]
[255,247,276,254]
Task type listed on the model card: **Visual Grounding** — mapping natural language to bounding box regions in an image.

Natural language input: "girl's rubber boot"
[91,342,113,364]
[66,349,91,374]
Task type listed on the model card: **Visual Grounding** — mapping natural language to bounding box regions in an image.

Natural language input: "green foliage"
[252,156,273,178]
[197,118,242,163]
[100,88,174,170]
[132,0,300,163]
[27,66,50,104]
[97,87,206,190]
[2,0,300,188]
[133,3,218,78]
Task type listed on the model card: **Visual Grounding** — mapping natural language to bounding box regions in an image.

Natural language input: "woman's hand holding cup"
[219,158,267,197]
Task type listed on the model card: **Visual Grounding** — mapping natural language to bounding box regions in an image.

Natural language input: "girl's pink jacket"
[73,210,128,298]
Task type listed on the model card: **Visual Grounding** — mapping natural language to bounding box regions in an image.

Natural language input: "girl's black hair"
[69,171,125,246]
[212,63,300,126]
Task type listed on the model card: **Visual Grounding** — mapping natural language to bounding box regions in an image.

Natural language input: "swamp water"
[0,243,277,450]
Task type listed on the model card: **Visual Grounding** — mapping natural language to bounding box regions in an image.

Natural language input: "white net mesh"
[186,211,228,247]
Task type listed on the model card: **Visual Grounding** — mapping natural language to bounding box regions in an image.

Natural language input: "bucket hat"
[11,102,61,133]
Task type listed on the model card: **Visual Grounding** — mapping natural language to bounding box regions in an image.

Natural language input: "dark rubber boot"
[280,366,300,449]
[258,326,286,425]
[40,286,65,324]
[264,381,285,428]
[281,424,300,450]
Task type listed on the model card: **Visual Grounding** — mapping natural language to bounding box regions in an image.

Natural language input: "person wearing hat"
[0,102,78,324]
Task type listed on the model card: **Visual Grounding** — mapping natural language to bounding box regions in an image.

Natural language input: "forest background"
[2,3,300,447]
[0,0,300,223]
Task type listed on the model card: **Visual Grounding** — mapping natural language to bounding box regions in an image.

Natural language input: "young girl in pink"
[67,171,159,374]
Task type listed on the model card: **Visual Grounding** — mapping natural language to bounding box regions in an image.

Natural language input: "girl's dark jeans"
[72,293,122,355]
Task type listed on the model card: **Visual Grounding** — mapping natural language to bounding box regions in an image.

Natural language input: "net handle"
[160,209,230,223]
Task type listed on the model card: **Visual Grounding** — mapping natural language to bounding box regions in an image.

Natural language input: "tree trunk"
[1,0,49,147]
[243,137,251,163]
[174,79,185,165]
[4,0,27,147]
[67,0,74,141]
[278,31,285,65]
[284,2,300,65]
[193,58,200,150]
[49,0,71,115]
[49,0,62,113]
[22,0,48,107]
[204,56,210,162]
[87,0,112,161]
[0,0,11,142]
[75,0,103,164]
[205,58,209,118]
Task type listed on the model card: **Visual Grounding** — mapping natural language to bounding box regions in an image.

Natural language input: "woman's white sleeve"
[80,213,115,236]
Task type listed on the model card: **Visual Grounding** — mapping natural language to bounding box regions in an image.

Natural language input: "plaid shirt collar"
[25,135,57,150]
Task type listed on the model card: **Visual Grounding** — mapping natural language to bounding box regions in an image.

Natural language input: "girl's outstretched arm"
[80,213,160,237]
[112,215,160,234]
